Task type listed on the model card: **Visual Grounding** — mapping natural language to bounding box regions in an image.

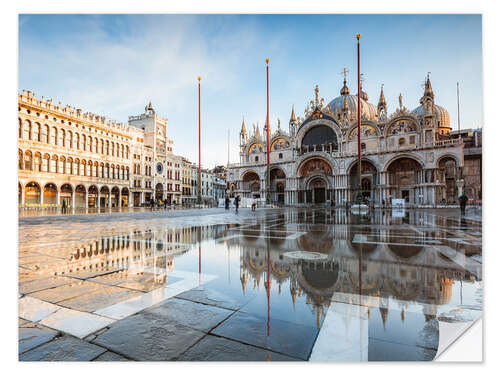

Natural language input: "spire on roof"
[290,105,297,123]
[378,84,387,113]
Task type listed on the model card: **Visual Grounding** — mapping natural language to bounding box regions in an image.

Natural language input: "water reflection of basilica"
[234,210,479,327]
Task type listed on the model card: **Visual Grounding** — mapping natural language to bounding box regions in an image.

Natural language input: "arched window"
[120,144,124,158]
[399,138,405,146]
[58,157,65,174]
[126,146,129,159]
[100,139,104,154]
[24,151,33,170]
[74,159,80,175]
[89,137,93,152]
[60,129,65,147]
[82,134,87,151]
[42,125,49,143]
[33,152,41,171]
[42,154,49,172]
[67,131,72,148]
[66,158,73,174]
[18,119,22,139]
[255,156,259,162]
[111,142,115,157]
[75,133,80,150]
[32,123,40,142]
[50,155,57,173]
[18,149,23,170]
[279,153,283,159]
[23,120,30,140]
[50,127,57,145]
[106,141,110,155]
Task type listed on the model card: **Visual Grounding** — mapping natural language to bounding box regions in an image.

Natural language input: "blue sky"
[19,14,482,168]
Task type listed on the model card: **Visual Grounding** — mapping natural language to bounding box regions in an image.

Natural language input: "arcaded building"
[228,74,481,206]
[18,90,189,209]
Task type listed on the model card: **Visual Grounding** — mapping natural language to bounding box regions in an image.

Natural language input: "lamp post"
[197,76,202,206]
[266,58,271,206]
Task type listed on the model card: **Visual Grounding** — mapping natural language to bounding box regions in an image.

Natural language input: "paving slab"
[57,285,143,312]
[20,335,106,361]
[177,334,301,361]
[92,312,205,361]
[19,296,60,322]
[19,326,59,354]
[211,311,318,360]
[144,297,234,332]
[28,280,103,303]
[176,285,256,311]
[93,351,131,361]
[38,308,115,339]
[19,275,73,294]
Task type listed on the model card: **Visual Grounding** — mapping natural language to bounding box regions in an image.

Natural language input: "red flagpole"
[198,76,201,172]
[356,34,362,198]
[266,58,271,205]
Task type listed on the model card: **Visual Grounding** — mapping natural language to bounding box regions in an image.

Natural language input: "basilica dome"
[412,104,450,128]
[327,95,379,122]
[326,80,379,122]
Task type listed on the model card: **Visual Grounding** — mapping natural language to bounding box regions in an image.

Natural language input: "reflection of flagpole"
[356,34,362,204]
[265,58,271,205]
[266,241,271,337]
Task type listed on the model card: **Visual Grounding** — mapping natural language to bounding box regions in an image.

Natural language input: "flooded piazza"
[18,207,482,361]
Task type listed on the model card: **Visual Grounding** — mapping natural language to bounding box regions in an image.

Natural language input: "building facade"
[228,75,482,207]
[18,90,188,209]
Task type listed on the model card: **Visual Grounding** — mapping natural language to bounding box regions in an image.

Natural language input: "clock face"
[156,163,163,174]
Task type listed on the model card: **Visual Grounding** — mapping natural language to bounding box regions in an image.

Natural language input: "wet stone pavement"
[18,207,482,361]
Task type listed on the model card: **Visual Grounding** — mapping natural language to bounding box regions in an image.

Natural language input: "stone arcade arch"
[386,157,423,205]
[43,183,57,205]
[155,183,164,201]
[297,157,333,204]
[60,184,73,207]
[348,159,378,202]
[111,187,120,208]
[242,171,261,199]
[75,185,86,208]
[270,168,286,204]
[121,187,129,207]
[25,182,40,204]
[437,156,459,204]
[100,186,110,208]
[88,185,99,208]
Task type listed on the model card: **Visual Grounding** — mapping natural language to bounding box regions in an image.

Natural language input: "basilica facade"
[228,74,477,207]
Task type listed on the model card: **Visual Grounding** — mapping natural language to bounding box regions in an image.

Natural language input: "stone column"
[108,193,112,208]
[20,187,25,206]
[85,191,88,208]
[71,191,75,209]
[40,190,44,206]
[56,189,60,206]
[96,192,100,208]
[118,191,122,208]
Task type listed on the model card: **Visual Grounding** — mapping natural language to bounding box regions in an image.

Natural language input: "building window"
[279,153,283,159]
[399,138,405,146]
[255,156,259,162]
[361,143,366,151]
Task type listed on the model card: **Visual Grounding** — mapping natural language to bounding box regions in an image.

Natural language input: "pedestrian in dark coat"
[458,192,468,215]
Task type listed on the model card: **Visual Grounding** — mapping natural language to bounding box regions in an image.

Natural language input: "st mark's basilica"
[228,73,482,207]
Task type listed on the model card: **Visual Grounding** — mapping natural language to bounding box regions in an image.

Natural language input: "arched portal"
[270,168,286,204]
[437,157,458,204]
[121,187,129,207]
[75,185,86,208]
[386,157,423,204]
[111,187,120,208]
[155,183,163,201]
[88,185,98,208]
[25,182,40,204]
[43,183,57,205]
[242,171,260,198]
[60,184,73,207]
[100,186,110,207]
[298,157,333,204]
[348,160,378,202]
[18,183,22,204]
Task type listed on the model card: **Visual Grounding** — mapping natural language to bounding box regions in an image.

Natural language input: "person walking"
[252,197,257,211]
[61,199,67,214]
[235,195,240,213]
[225,196,230,210]
[459,191,468,215]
